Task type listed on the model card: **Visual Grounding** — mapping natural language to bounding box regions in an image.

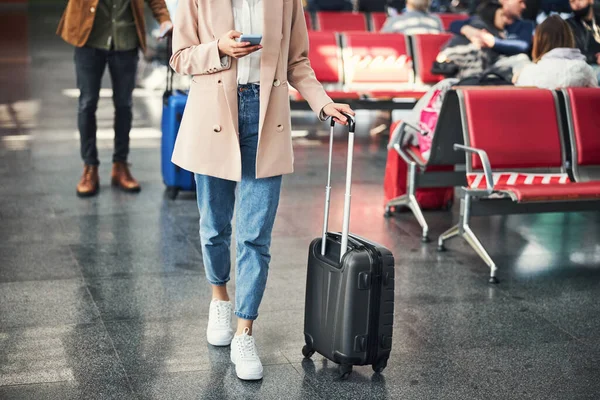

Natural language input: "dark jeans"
[74,46,138,166]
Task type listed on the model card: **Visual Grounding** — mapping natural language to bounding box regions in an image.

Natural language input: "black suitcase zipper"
[364,244,382,365]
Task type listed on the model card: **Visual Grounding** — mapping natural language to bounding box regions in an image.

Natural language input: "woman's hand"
[512,71,520,84]
[480,31,496,49]
[217,30,262,59]
[322,103,355,125]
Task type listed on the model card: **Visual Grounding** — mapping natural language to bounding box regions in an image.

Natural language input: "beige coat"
[169,0,332,181]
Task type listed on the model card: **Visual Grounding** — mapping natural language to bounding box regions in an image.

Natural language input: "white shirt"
[230,0,263,85]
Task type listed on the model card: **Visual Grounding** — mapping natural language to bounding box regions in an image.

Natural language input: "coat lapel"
[258,0,283,138]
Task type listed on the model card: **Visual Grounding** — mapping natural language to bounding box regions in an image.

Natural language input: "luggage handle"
[321,113,356,262]
[165,34,174,95]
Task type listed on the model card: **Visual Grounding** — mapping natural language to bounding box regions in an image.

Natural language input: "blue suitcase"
[161,64,195,200]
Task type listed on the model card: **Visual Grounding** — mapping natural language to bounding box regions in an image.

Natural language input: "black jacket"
[567,12,600,64]
[307,0,353,11]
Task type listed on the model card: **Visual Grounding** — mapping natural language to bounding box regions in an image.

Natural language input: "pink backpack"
[417,89,443,158]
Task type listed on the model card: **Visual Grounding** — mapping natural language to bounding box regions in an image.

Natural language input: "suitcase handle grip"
[165,35,174,95]
[321,112,355,262]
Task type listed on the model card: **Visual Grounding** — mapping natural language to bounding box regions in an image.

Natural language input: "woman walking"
[170,0,354,381]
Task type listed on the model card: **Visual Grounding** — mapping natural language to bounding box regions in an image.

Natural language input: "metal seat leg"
[458,194,499,283]
[461,225,498,283]
[437,224,459,251]
[384,194,409,215]
[384,162,430,242]
[407,194,429,242]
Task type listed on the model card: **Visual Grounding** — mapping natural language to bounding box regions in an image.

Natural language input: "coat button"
[213,125,221,133]
[273,79,281,87]
[90,6,95,12]
[276,124,284,132]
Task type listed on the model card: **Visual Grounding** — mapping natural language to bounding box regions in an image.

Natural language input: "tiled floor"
[2,5,600,400]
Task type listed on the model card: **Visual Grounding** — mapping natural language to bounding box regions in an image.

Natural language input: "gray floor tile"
[105,318,290,377]
[292,349,485,400]
[0,323,127,387]
[70,240,203,278]
[394,260,508,305]
[0,243,81,283]
[0,217,76,245]
[86,275,212,322]
[448,342,600,400]
[0,279,100,328]
[130,364,321,400]
[518,290,600,340]
[0,379,133,400]
[397,299,576,350]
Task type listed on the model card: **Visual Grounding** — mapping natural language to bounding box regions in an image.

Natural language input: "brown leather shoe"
[111,161,141,193]
[76,165,99,197]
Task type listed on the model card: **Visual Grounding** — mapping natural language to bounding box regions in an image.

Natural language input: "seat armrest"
[454,144,494,194]
[388,122,426,167]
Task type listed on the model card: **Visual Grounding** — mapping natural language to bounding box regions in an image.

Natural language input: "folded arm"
[169,0,231,76]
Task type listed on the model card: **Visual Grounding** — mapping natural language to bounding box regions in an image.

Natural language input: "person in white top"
[220,0,263,84]
[516,15,598,88]
[170,0,354,381]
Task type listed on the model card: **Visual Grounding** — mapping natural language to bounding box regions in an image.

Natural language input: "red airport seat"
[411,33,452,85]
[316,11,368,32]
[342,32,413,88]
[562,88,600,182]
[371,12,388,31]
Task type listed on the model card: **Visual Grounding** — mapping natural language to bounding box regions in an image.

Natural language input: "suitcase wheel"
[166,186,180,200]
[340,364,353,380]
[372,358,387,374]
[301,345,315,359]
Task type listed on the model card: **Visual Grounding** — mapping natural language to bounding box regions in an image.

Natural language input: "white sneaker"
[230,328,263,381]
[206,299,234,346]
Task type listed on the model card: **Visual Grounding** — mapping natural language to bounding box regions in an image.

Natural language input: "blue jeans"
[195,84,282,321]
[74,46,138,165]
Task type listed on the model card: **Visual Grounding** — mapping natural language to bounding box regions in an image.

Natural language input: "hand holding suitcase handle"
[322,112,356,262]
[330,112,356,132]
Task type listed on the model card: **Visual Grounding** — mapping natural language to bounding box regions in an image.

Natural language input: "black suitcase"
[302,115,395,379]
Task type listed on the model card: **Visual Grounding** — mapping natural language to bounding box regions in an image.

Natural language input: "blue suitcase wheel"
[166,186,179,200]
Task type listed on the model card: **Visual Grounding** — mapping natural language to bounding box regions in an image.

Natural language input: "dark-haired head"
[476,1,506,31]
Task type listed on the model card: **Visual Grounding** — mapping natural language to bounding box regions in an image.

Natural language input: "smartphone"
[238,34,262,46]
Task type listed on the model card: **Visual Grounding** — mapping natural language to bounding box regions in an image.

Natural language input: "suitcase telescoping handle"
[165,34,174,95]
[321,113,356,262]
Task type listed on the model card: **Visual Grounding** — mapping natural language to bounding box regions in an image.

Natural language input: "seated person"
[451,0,534,56]
[516,15,598,87]
[566,0,600,82]
[435,1,510,78]
[381,0,444,33]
